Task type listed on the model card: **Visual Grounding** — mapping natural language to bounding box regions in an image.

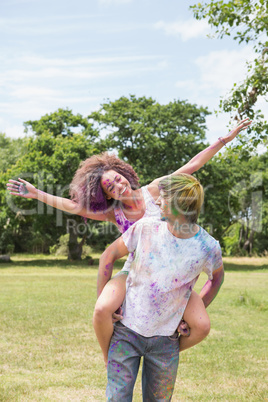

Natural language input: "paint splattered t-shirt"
[115,185,161,273]
[121,217,223,337]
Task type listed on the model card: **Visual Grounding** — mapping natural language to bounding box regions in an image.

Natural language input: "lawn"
[0,255,267,401]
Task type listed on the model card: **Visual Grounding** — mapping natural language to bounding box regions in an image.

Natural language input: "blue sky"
[1,0,267,143]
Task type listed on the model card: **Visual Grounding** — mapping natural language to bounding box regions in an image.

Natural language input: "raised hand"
[223,117,252,143]
[6,178,38,199]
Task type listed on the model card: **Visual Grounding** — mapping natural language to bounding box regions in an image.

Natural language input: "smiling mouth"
[120,186,127,195]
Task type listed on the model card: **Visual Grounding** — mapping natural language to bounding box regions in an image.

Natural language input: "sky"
[0,0,267,143]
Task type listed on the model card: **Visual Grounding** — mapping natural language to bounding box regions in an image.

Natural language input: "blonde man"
[95,174,224,401]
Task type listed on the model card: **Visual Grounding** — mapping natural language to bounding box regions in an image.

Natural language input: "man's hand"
[112,307,123,323]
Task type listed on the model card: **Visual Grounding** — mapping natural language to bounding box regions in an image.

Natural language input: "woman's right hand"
[6,178,38,199]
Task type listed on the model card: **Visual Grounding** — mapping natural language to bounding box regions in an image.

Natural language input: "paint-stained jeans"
[106,322,180,401]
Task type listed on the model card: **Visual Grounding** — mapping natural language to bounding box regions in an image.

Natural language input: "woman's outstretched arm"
[174,118,251,175]
[148,118,251,196]
[6,178,112,221]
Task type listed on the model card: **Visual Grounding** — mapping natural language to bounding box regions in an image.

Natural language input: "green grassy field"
[0,255,267,401]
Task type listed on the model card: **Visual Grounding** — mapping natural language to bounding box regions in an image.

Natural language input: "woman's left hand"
[223,117,252,143]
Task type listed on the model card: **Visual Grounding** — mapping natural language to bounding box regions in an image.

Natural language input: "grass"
[0,255,267,401]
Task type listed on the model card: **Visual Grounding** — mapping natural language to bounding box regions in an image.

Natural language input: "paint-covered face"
[156,192,172,221]
[101,170,131,201]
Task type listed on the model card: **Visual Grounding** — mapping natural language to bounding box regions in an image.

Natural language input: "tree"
[24,108,97,138]
[1,132,95,256]
[90,95,210,184]
[222,149,268,255]
[1,110,102,259]
[200,148,268,256]
[191,0,268,148]
[91,95,242,246]
[0,133,29,254]
[91,95,260,250]
[0,133,28,172]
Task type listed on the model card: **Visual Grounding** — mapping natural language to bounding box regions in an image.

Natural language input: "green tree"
[0,133,29,254]
[90,95,210,184]
[1,110,102,259]
[0,133,28,172]
[222,149,268,255]
[200,149,268,256]
[91,95,262,251]
[191,0,268,148]
[24,108,97,138]
[1,131,98,256]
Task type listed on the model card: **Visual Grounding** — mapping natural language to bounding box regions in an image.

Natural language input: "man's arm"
[97,237,129,297]
[199,265,224,308]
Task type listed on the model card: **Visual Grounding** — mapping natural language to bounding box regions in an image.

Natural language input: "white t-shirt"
[121,217,223,337]
[116,185,161,272]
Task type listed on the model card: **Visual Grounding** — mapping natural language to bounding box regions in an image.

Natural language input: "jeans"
[106,322,180,401]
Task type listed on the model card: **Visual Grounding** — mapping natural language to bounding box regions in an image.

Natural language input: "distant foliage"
[0,102,267,257]
[91,95,210,184]
[191,0,268,150]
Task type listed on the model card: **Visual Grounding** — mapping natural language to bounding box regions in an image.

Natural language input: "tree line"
[0,96,267,259]
[0,0,267,259]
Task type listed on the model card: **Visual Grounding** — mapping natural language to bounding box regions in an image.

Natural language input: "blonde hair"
[159,174,204,224]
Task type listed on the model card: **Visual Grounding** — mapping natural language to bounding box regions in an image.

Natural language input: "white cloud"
[256,96,268,112]
[175,80,195,90]
[175,47,268,143]
[0,0,37,4]
[0,50,168,127]
[98,0,132,4]
[157,60,169,69]
[205,113,232,142]
[175,47,257,111]
[154,18,209,41]
[19,54,160,67]
[10,86,60,99]
[195,47,256,92]
[1,64,164,84]
[0,53,165,90]
[2,124,25,138]
[0,101,48,118]
[0,16,144,35]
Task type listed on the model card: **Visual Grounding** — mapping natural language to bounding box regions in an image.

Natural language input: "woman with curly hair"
[7,118,251,359]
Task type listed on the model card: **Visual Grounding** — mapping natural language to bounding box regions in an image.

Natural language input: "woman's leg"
[179,290,211,352]
[93,272,127,366]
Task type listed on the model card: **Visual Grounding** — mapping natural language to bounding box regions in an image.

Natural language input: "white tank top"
[114,186,161,234]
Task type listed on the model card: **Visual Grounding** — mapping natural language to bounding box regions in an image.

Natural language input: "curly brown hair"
[70,152,140,212]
